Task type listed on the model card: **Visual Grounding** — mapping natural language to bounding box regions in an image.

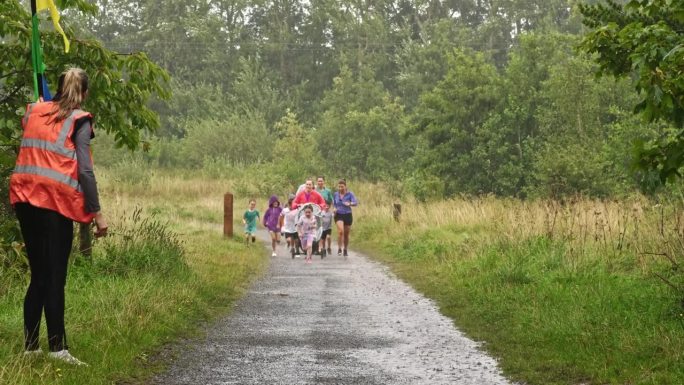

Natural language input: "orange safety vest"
[9,102,95,223]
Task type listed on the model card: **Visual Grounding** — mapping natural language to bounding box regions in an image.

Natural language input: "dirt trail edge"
[151,231,516,385]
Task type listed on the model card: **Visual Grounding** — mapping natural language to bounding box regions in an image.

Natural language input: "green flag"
[30,12,45,100]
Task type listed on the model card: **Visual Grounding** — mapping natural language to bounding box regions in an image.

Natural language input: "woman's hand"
[93,212,108,238]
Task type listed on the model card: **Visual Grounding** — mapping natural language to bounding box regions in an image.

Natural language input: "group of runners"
[242,176,358,263]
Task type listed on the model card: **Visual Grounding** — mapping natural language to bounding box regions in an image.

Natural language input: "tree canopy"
[3,0,681,200]
[0,0,169,153]
[580,0,684,181]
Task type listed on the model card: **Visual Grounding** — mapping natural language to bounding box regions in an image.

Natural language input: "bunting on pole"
[30,0,45,101]
[36,0,70,53]
[30,0,68,101]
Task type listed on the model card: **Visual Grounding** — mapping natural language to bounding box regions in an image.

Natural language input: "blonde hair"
[47,68,88,123]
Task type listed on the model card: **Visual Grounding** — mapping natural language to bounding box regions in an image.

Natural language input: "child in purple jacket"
[263,195,283,257]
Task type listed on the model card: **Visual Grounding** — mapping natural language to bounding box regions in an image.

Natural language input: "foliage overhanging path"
[151,231,514,385]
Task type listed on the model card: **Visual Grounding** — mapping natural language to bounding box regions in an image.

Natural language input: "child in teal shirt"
[243,199,260,244]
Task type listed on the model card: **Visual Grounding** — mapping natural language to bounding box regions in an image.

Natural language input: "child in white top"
[279,194,300,258]
[297,205,318,263]
[318,208,333,257]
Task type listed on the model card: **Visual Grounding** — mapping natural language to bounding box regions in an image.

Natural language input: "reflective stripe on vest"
[20,139,76,158]
[13,164,82,192]
[19,110,80,158]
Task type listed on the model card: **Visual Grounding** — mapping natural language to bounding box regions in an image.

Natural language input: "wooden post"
[224,193,233,238]
[79,223,92,258]
[393,203,402,222]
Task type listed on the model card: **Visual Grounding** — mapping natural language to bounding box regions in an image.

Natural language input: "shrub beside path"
[151,231,515,385]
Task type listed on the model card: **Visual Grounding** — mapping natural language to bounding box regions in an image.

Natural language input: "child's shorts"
[321,229,332,239]
[300,234,314,250]
[284,231,298,240]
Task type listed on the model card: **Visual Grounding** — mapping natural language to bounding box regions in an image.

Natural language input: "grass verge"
[0,171,268,385]
[353,197,684,385]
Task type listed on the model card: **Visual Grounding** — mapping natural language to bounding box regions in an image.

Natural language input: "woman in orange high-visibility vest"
[9,68,108,366]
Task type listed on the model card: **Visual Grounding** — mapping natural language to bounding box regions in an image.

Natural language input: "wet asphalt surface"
[150,232,515,385]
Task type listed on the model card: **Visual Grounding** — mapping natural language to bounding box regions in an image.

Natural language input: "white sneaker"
[271,252,277,257]
[48,350,88,366]
[23,348,42,356]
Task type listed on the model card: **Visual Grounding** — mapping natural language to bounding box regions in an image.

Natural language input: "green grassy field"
[0,171,268,385]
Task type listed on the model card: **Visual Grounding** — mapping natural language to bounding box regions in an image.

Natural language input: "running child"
[318,207,333,258]
[263,195,283,257]
[279,194,300,258]
[316,176,334,255]
[297,205,318,264]
[242,199,260,244]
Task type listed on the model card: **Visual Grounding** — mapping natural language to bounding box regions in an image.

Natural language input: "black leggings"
[15,203,73,352]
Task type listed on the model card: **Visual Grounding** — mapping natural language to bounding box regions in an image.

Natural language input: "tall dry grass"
[349,182,684,385]
[353,182,684,278]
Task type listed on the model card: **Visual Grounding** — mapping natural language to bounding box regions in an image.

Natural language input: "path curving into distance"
[151,232,516,385]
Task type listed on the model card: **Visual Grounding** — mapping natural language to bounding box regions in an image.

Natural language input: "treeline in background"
[77,0,669,200]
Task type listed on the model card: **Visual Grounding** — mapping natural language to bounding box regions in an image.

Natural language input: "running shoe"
[321,249,326,258]
[48,350,88,366]
[343,249,348,258]
[327,247,332,255]
[23,348,42,356]
[271,252,277,257]
[337,249,342,256]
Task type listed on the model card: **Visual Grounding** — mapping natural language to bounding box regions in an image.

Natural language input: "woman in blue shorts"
[333,179,358,258]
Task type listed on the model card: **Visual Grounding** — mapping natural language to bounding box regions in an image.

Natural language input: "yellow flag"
[36,0,70,53]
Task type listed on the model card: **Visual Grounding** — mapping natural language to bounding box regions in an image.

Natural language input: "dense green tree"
[580,0,684,181]
[272,110,321,186]
[407,49,502,196]
[85,0,234,85]
[179,114,271,167]
[395,20,474,110]
[531,53,634,197]
[316,65,406,181]
[471,33,575,196]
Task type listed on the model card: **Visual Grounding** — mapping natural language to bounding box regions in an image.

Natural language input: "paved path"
[151,234,515,385]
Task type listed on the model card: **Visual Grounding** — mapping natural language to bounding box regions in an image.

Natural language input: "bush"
[93,207,186,276]
[108,156,153,187]
[402,171,445,202]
